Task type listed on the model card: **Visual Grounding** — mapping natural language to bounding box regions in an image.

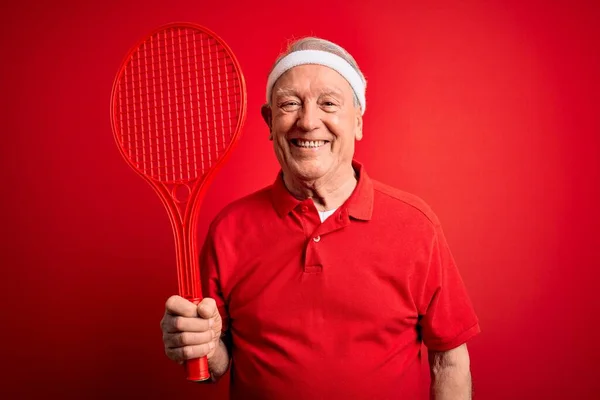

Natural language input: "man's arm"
[428,343,472,400]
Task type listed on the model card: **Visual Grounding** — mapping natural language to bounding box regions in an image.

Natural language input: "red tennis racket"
[110,23,246,381]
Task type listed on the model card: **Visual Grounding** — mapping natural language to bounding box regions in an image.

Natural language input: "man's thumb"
[197,297,217,319]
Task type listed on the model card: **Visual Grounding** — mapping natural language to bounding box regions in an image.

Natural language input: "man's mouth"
[290,139,329,148]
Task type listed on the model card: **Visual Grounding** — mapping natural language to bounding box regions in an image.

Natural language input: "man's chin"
[287,163,329,182]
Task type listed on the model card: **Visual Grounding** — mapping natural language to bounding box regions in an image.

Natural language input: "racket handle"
[185,357,210,382]
[184,296,210,382]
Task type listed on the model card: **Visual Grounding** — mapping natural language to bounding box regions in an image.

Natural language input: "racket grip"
[184,296,210,381]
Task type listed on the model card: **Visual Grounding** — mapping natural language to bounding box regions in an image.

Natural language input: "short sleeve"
[200,224,230,335]
[418,224,481,351]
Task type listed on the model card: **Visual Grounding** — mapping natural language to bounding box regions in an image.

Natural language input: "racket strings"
[116,27,243,183]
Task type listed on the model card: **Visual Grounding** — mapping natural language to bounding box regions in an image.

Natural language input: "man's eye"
[321,100,338,107]
[281,101,300,109]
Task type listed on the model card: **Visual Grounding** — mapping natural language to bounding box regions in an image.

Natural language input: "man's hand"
[160,296,223,363]
[428,343,473,399]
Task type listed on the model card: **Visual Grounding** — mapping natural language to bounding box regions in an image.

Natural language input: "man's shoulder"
[209,183,274,229]
[371,179,441,227]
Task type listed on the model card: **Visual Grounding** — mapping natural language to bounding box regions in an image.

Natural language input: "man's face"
[263,64,363,182]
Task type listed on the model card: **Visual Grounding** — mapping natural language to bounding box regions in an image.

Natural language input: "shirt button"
[313,236,321,243]
[301,206,309,213]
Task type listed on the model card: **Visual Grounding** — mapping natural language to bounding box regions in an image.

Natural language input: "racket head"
[110,22,247,188]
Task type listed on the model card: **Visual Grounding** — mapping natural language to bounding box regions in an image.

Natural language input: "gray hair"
[269,37,366,108]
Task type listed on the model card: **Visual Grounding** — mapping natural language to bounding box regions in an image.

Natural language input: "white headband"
[266,49,366,115]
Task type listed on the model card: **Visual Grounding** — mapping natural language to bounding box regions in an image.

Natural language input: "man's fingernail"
[208,319,214,328]
[209,341,215,350]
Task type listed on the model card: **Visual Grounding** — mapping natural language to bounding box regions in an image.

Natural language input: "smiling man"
[161,37,480,399]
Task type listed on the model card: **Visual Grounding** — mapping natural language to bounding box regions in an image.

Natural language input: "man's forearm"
[430,364,472,399]
[429,344,473,400]
[207,339,230,381]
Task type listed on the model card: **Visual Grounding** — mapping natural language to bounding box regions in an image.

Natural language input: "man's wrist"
[206,338,230,381]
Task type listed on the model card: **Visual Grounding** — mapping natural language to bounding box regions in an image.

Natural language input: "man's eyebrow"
[319,87,344,96]
[273,88,298,97]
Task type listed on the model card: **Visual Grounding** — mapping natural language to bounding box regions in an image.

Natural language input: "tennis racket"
[110,22,246,381]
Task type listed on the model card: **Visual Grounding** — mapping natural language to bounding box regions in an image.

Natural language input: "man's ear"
[355,111,363,141]
[261,104,273,140]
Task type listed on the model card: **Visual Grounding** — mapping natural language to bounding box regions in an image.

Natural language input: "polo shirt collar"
[270,160,374,221]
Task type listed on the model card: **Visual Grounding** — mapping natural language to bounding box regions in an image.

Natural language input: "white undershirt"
[318,208,338,222]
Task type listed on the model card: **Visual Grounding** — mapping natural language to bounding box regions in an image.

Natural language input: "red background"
[2,0,599,398]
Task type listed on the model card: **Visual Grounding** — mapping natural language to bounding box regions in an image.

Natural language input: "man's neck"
[282,165,358,212]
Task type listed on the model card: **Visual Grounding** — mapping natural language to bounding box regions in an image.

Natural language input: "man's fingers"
[162,313,214,333]
[165,295,198,318]
[165,342,215,362]
[163,330,215,348]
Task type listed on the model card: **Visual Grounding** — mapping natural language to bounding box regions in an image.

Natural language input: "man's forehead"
[272,65,353,96]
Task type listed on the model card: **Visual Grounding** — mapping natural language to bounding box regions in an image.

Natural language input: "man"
[161,37,480,399]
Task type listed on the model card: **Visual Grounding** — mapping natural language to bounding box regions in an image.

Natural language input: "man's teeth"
[295,140,326,148]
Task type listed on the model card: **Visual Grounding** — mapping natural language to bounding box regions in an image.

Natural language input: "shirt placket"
[298,203,352,274]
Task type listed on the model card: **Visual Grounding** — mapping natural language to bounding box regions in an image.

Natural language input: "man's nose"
[296,103,320,132]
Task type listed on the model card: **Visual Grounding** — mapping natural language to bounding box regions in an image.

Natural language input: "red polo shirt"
[201,161,480,399]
